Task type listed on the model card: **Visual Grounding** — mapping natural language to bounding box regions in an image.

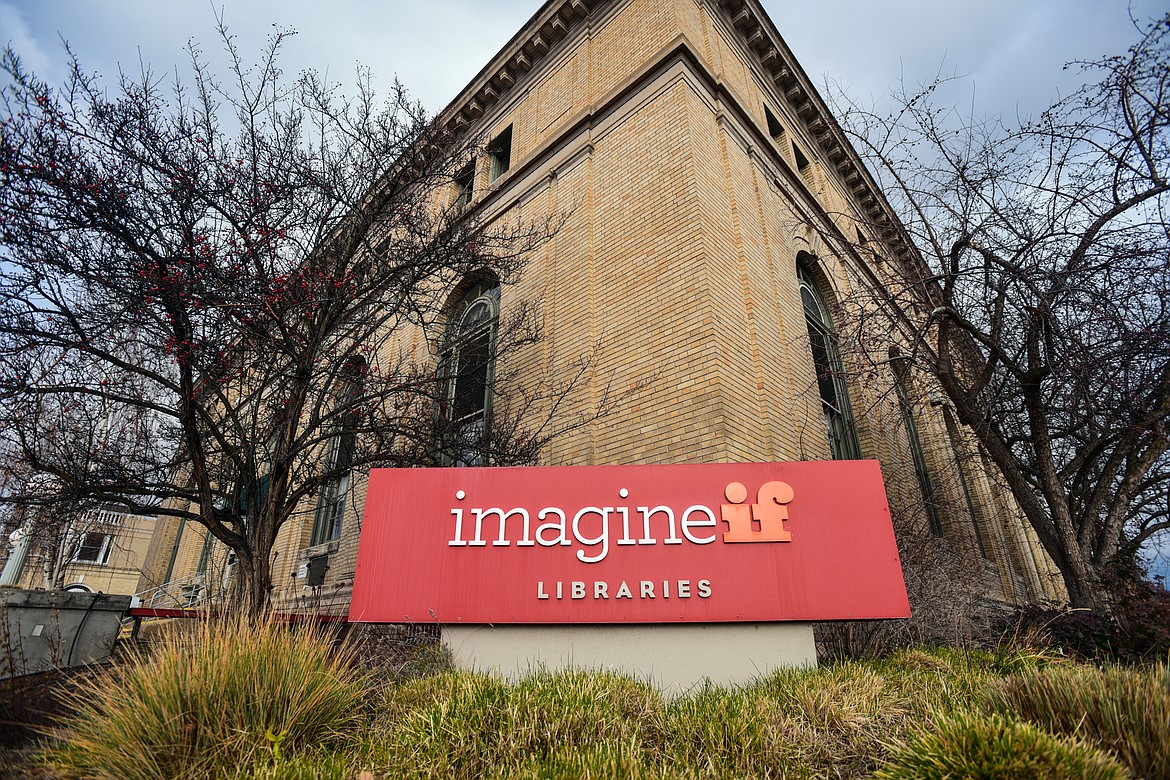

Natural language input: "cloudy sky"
[2,1,1162,124]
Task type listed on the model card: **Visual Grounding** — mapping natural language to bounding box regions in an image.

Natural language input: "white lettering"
[638,506,682,545]
[468,507,532,547]
[680,505,718,544]
[534,579,713,601]
[572,506,610,563]
[449,508,467,546]
[454,492,737,558]
[536,508,571,547]
[617,501,635,546]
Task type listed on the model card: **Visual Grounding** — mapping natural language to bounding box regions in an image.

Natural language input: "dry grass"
[986,662,1170,780]
[45,616,366,780]
[31,634,1165,780]
[874,711,1127,780]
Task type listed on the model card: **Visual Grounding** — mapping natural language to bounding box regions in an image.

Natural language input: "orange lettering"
[721,481,794,543]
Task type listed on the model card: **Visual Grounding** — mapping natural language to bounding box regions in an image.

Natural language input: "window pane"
[799,265,860,460]
[453,329,490,422]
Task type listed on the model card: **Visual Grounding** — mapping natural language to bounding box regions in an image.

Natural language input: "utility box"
[306,555,329,587]
[1,589,132,679]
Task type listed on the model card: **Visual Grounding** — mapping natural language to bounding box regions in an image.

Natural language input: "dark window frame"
[439,277,500,466]
[798,262,861,461]
[73,531,113,565]
[487,125,513,183]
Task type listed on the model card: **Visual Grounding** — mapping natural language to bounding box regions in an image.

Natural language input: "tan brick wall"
[18,511,155,596]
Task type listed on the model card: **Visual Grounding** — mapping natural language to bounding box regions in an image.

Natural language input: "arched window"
[798,263,861,460]
[440,276,500,466]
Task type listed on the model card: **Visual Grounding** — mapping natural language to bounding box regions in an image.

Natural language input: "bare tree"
[834,14,1170,613]
[0,26,598,615]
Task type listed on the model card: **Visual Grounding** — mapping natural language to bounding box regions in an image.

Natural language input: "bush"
[47,616,367,779]
[874,711,1127,780]
[998,563,1170,662]
[986,663,1170,780]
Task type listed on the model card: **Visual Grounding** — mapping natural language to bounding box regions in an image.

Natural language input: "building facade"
[3,507,156,596]
[142,0,1065,623]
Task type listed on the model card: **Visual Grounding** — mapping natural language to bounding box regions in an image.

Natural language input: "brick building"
[3,507,156,596]
[141,0,1064,622]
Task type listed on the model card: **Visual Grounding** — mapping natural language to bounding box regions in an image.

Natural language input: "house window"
[311,429,355,546]
[942,406,989,559]
[73,532,113,565]
[453,163,474,209]
[798,263,861,460]
[311,359,363,547]
[765,105,786,146]
[891,351,943,536]
[488,125,513,182]
[440,277,500,466]
[195,529,213,574]
[793,142,814,187]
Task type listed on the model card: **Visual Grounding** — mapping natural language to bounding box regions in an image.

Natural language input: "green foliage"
[46,617,367,780]
[986,662,1170,779]
[873,711,1127,780]
[366,668,664,778]
[663,664,911,777]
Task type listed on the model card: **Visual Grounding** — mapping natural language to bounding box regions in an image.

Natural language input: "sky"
[2,1,1164,123]
[3,0,1169,582]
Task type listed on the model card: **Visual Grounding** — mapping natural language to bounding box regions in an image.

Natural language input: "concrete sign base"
[442,622,816,696]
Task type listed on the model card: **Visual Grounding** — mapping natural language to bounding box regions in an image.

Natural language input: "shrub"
[997,563,1170,662]
[986,663,1170,780]
[46,616,367,780]
[874,711,1127,780]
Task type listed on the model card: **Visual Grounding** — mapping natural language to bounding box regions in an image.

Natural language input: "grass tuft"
[46,616,367,780]
[873,711,1128,780]
[986,662,1170,779]
[367,668,664,778]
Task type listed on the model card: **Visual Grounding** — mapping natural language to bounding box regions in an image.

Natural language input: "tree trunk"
[233,546,273,619]
[1057,545,1110,615]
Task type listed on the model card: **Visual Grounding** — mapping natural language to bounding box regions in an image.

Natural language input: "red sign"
[349,461,910,624]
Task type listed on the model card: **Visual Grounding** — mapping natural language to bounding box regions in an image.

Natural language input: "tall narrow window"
[792,142,813,186]
[942,406,989,558]
[891,351,943,536]
[440,277,500,466]
[195,529,214,574]
[453,163,474,209]
[311,360,363,547]
[311,429,355,546]
[488,125,513,182]
[799,263,861,460]
[765,105,786,146]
